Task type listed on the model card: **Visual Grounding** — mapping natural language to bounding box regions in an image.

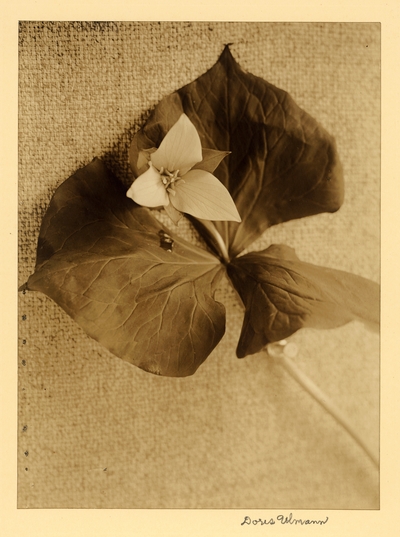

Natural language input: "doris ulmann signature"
[241,513,329,526]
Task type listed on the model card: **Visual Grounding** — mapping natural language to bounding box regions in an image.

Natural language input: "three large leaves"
[25,47,378,376]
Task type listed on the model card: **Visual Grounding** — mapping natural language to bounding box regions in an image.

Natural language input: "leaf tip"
[18,282,28,293]
[220,43,236,62]
[236,347,247,359]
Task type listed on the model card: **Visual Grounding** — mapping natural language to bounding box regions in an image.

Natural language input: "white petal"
[170,170,241,222]
[151,114,203,174]
[126,165,169,208]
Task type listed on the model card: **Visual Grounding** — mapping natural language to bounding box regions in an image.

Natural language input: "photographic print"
[18,21,380,509]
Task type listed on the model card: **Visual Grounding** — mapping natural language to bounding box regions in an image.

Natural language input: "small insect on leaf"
[158,229,174,252]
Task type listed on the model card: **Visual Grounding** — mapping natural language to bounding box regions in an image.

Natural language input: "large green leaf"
[227,245,379,358]
[129,46,344,258]
[25,159,226,377]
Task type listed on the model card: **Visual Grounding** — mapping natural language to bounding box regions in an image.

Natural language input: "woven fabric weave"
[18,22,380,509]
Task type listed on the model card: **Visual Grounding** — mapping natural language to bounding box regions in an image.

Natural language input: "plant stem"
[196,218,230,263]
[266,344,379,469]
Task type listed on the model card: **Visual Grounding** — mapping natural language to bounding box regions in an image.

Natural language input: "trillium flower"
[127,114,241,224]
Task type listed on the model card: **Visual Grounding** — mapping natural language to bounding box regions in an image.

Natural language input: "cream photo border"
[1,1,399,536]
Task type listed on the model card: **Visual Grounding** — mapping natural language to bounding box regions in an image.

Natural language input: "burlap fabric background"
[18,22,380,509]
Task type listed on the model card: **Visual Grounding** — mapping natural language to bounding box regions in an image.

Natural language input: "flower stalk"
[196,218,230,263]
[266,341,379,469]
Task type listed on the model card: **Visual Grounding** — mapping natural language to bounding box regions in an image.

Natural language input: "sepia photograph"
[17,21,380,512]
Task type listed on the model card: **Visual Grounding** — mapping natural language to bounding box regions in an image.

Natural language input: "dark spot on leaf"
[22,425,28,432]
[22,315,27,321]
[24,451,29,457]
[158,230,174,252]
[22,360,26,366]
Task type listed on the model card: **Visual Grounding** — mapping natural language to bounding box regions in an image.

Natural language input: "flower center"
[158,166,185,196]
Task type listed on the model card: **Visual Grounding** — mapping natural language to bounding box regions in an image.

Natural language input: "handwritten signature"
[241,514,329,526]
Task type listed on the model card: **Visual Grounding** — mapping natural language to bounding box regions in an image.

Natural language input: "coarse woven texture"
[18,22,380,509]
